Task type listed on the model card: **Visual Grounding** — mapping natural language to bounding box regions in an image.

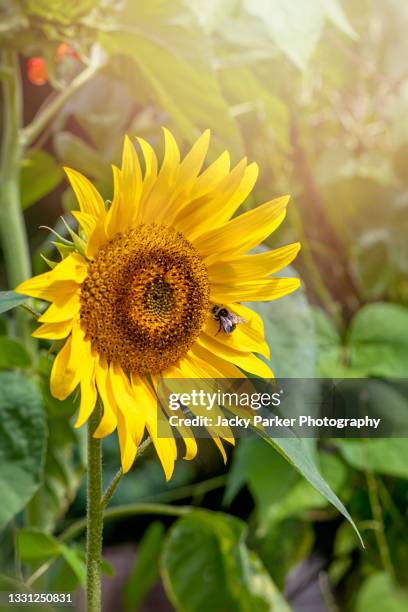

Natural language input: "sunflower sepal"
[40,253,58,269]
[61,216,87,257]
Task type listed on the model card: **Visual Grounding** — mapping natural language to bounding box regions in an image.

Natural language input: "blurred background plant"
[1,0,408,610]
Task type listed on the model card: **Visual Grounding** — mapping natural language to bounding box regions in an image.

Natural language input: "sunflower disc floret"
[80,224,210,374]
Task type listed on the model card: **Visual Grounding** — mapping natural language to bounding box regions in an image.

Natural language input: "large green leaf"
[244,0,354,69]
[356,572,408,612]
[347,303,408,377]
[25,0,98,23]
[29,355,86,532]
[0,336,32,369]
[17,529,61,562]
[0,291,28,314]
[244,0,325,69]
[0,371,47,529]
[53,132,107,181]
[337,439,408,479]
[100,0,241,150]
[224,438,296,510]
[20,149,64,209]
[161,510,290,612]
[18,529,86,586]
[266,437,363,545]
[123,522,165,611]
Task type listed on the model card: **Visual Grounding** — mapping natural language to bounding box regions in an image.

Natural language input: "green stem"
[21,63,100,149]
[100,437,152,509]
[86,405,103,612]
[60,503,191,545]
[365,467,394,577]
[0,50,32,349]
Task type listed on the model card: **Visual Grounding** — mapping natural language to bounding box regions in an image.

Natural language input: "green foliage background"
[1,0,408,610]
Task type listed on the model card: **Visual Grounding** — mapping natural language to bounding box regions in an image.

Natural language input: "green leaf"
[0,291,28,314]
[347,303,408,376]
[0,372,47,530]
[20,149,64,209]
[17,529,61,563]
[54,132,107,181]
[25,0,98,24]
[243,0,354,69]
[60,545,86,587]
[244,0,326,69]
[123,522,165,611]
[161,510,290,612]
[356,572,408,612]
[257,518,314,589]
[27,355,86,532]
[324,0,357,39]
[0,336,32,369]
[100,0,241,150]
[263,452,347,526]
[337,439,408,479]
[224,438,296,510]
[264,437,363,546]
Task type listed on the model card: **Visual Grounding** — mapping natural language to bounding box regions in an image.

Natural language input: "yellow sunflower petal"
[207,242,301,282]
[39,292,80,323]
[50,323,84,399]
[174,158,248,237]
[232,303,264,337]
[32,319,74,339]
[193,195,289,259]
[131,375,177,481]
[110,365,145,446]
[116,410,138,473]
[177,129,210,189]
[197,334,274,378]
[15,253,87,301]
[175,354,235,443]
[190,343,246,378]
[203,312,270,359]
[160,130,212,226]
[179,161,259,241]
[71,210,106,258]
[94,359,117,437]
[153,377,197,461]
[189,150,230,199]
[64,167,106,218]
[75,348,97,428]
[137,137,158,202]
[105,140,143,238]
[212,437,228,464]
[142,128,181,223]
[211,277,301,303]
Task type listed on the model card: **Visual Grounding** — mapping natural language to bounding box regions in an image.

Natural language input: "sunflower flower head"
[16,129,301,479]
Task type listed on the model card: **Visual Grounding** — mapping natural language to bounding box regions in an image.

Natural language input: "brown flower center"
[80,224,210,374]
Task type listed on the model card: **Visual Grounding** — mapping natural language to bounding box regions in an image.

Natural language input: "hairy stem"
[86,405,103,612]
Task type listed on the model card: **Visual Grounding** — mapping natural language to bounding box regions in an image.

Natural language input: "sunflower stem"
[0,50,33,351]
[86,404,103,612]
[21,63,100,149]
[100,437,152,508]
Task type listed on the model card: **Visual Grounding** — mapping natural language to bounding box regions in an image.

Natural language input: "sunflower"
[16,129,300,479]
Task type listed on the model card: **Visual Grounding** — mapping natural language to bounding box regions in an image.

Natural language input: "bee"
[211,305,246,335]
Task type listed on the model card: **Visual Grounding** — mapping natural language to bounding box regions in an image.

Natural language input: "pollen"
[80,224,210,374]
